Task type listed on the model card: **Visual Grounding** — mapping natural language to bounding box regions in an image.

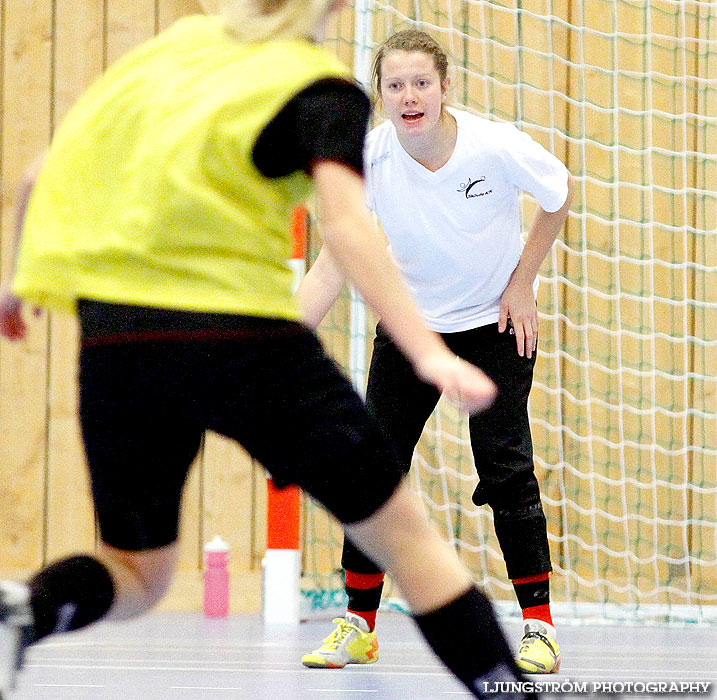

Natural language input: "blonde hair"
[201,0,337,42]
[372,29,449,99]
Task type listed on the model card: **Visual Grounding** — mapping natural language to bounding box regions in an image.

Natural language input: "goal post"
[297,0,717,625]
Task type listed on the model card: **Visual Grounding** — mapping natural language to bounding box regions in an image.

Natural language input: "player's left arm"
[0,152,45,341]
[498,171,575,358]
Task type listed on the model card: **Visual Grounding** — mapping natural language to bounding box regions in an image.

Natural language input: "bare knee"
[344,482,471,614]
[345,482,448,572]
[98,542,178,616]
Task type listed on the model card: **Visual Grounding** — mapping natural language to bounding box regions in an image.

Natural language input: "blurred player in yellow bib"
[0,3,538,699]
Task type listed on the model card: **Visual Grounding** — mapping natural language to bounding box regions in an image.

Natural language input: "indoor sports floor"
[12,611,717,700]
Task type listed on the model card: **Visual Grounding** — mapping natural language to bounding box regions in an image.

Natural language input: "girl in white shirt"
[299,28,575,675]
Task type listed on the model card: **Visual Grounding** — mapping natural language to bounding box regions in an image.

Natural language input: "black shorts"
[77,301,403,551]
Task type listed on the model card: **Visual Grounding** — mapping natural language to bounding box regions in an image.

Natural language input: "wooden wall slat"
[0,0,53,575]
[689,3,717,592]
[43,0,106,564]
[202,434,263,573]
[105,0,156,65]
[157,0,204,31]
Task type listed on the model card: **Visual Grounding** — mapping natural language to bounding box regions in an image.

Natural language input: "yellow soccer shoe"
[516,619,561,674]
[302,614,379,669]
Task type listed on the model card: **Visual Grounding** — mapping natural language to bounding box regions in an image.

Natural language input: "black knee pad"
[472,467,541,508]
[491,501,552,579]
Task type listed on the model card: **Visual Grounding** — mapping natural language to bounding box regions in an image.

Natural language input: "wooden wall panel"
[0,0,53,575]
[44,0,105,564]
[202,435,264,573]
[105,0,156,64]
[689,3,717,593]
[158,0,204,30]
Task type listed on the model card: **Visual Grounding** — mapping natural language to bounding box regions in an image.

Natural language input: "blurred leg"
[340,324,440,618]
[344,481,469,614]
[345,481,529,699]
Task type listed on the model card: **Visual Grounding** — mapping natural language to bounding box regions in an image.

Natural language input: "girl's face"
[379,50,448,140]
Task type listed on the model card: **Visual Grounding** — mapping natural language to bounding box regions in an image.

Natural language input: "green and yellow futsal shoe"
[301,614,379,669]
[516,619,561,674]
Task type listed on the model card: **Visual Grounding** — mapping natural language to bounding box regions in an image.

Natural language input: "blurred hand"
[416,352,496,415]
[498,278,538,358]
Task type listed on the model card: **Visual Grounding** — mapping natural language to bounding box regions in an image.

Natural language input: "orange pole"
[265,204,306,553]
[266,480,301,550]
[290,204,308,260]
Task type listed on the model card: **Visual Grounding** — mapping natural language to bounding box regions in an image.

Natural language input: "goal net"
[300,0,717,625]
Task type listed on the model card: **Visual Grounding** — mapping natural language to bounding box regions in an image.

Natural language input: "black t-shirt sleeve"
[252,77,371,178]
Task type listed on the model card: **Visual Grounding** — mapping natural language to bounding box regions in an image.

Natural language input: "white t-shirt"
[364,107,569,333]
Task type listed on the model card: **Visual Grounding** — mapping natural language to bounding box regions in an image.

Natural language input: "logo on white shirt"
[457,176,492,199]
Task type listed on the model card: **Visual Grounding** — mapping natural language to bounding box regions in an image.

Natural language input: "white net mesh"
[301,0,717,625]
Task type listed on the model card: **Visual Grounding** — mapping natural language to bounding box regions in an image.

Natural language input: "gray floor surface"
[11,612,717,700]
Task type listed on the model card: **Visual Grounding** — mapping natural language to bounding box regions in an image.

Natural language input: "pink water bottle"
[203,536,230,618]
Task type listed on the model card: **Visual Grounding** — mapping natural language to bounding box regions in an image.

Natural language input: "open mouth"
[402,111,424,122]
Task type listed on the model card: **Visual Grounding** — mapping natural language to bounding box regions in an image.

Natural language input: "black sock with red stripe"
[512,572,553,627]
[345,571,384,631]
